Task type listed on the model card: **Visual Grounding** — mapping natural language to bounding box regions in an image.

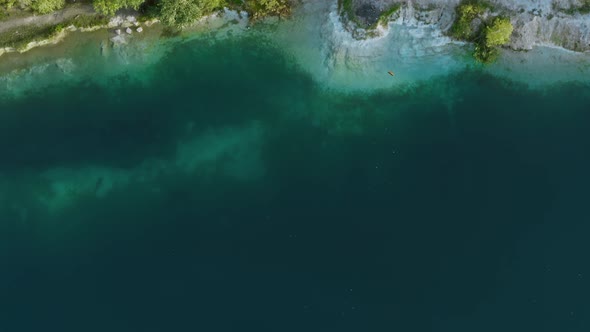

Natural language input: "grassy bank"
[0,14,108,50]
[0,24,64,51]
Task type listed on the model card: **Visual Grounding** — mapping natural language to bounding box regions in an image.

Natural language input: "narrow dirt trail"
[0,4,96,34]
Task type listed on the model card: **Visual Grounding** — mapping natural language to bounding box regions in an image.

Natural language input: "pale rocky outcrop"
[348,0,590,52]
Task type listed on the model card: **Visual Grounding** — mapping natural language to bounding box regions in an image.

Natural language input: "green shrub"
[158,0,203,29]
[474,16,513,63]
[158,0,225,29]
[247,0,290,20]
[64,14,110,28]
[0,23,62,50]
[51,23,64,34]
[93,0,144,16]
[473,43,498,63]
[450,1,487,40]
[0,0,18,10]
[31,0,65,14]
[339,0,354,21]
[484,16,513,46]
[450,1,513,63]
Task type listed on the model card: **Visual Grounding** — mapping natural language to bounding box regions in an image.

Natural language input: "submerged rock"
[110,35,127,45]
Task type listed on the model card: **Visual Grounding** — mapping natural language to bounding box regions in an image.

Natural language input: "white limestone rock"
[355,0,590,52]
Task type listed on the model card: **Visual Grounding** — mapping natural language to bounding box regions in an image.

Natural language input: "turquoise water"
[1,16,590,332]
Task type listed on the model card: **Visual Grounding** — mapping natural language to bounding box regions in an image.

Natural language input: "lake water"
[1,8,589,332]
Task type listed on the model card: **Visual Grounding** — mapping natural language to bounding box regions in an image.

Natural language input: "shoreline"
[272,0,590,91]
[0,4,157,57]
[3,0,590,58]
[0,2,589,216]
[1,0,590,96]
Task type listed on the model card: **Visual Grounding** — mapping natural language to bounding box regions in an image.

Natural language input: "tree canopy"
[31,0,66,14]
[449,1,514,63]
[158,0,202,29]
[485,17,513,47]
[248,0,290,20]
[158,0,225,29]
[93,0,145,16]
[474,16,513,63]
[450,2,486,40]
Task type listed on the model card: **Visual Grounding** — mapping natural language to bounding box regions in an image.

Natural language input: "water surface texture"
[1,11,590,332]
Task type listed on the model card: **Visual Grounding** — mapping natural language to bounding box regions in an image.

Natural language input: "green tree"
[0,0,18,10]
[158,0,224,29]
[485,16,513,46]
[159,0,202,29]
[450,2,486,40]
[93,0,144,16]
[31,0,66,14]
[474,16,513,63]
[248,0,290,20]
[473,43,499,63]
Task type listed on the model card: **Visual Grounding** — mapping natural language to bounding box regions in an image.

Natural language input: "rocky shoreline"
[3,0,590,58]
[2,0,590,96]
[343,0,590,52]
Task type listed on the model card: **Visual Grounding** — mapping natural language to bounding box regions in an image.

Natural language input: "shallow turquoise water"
[1,24,590,331]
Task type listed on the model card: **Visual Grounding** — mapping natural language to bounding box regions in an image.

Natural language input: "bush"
[450,1,513,63]
[72,14,110,28]
[31,0,65,14]
[0,23,61,50]
[158,0,224,29]
[51,23,64,34]
[339,0,356,23]
[93,0,144,16]
[474,17,513,63]
[158,0,203,29]
[248,0,290,20]
[485,16,513,46]
[473,43,498,63]
[0,0,18,10]
[450,1,486,40]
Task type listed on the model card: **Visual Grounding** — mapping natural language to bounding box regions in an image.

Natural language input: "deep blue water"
[0,35,589,331]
